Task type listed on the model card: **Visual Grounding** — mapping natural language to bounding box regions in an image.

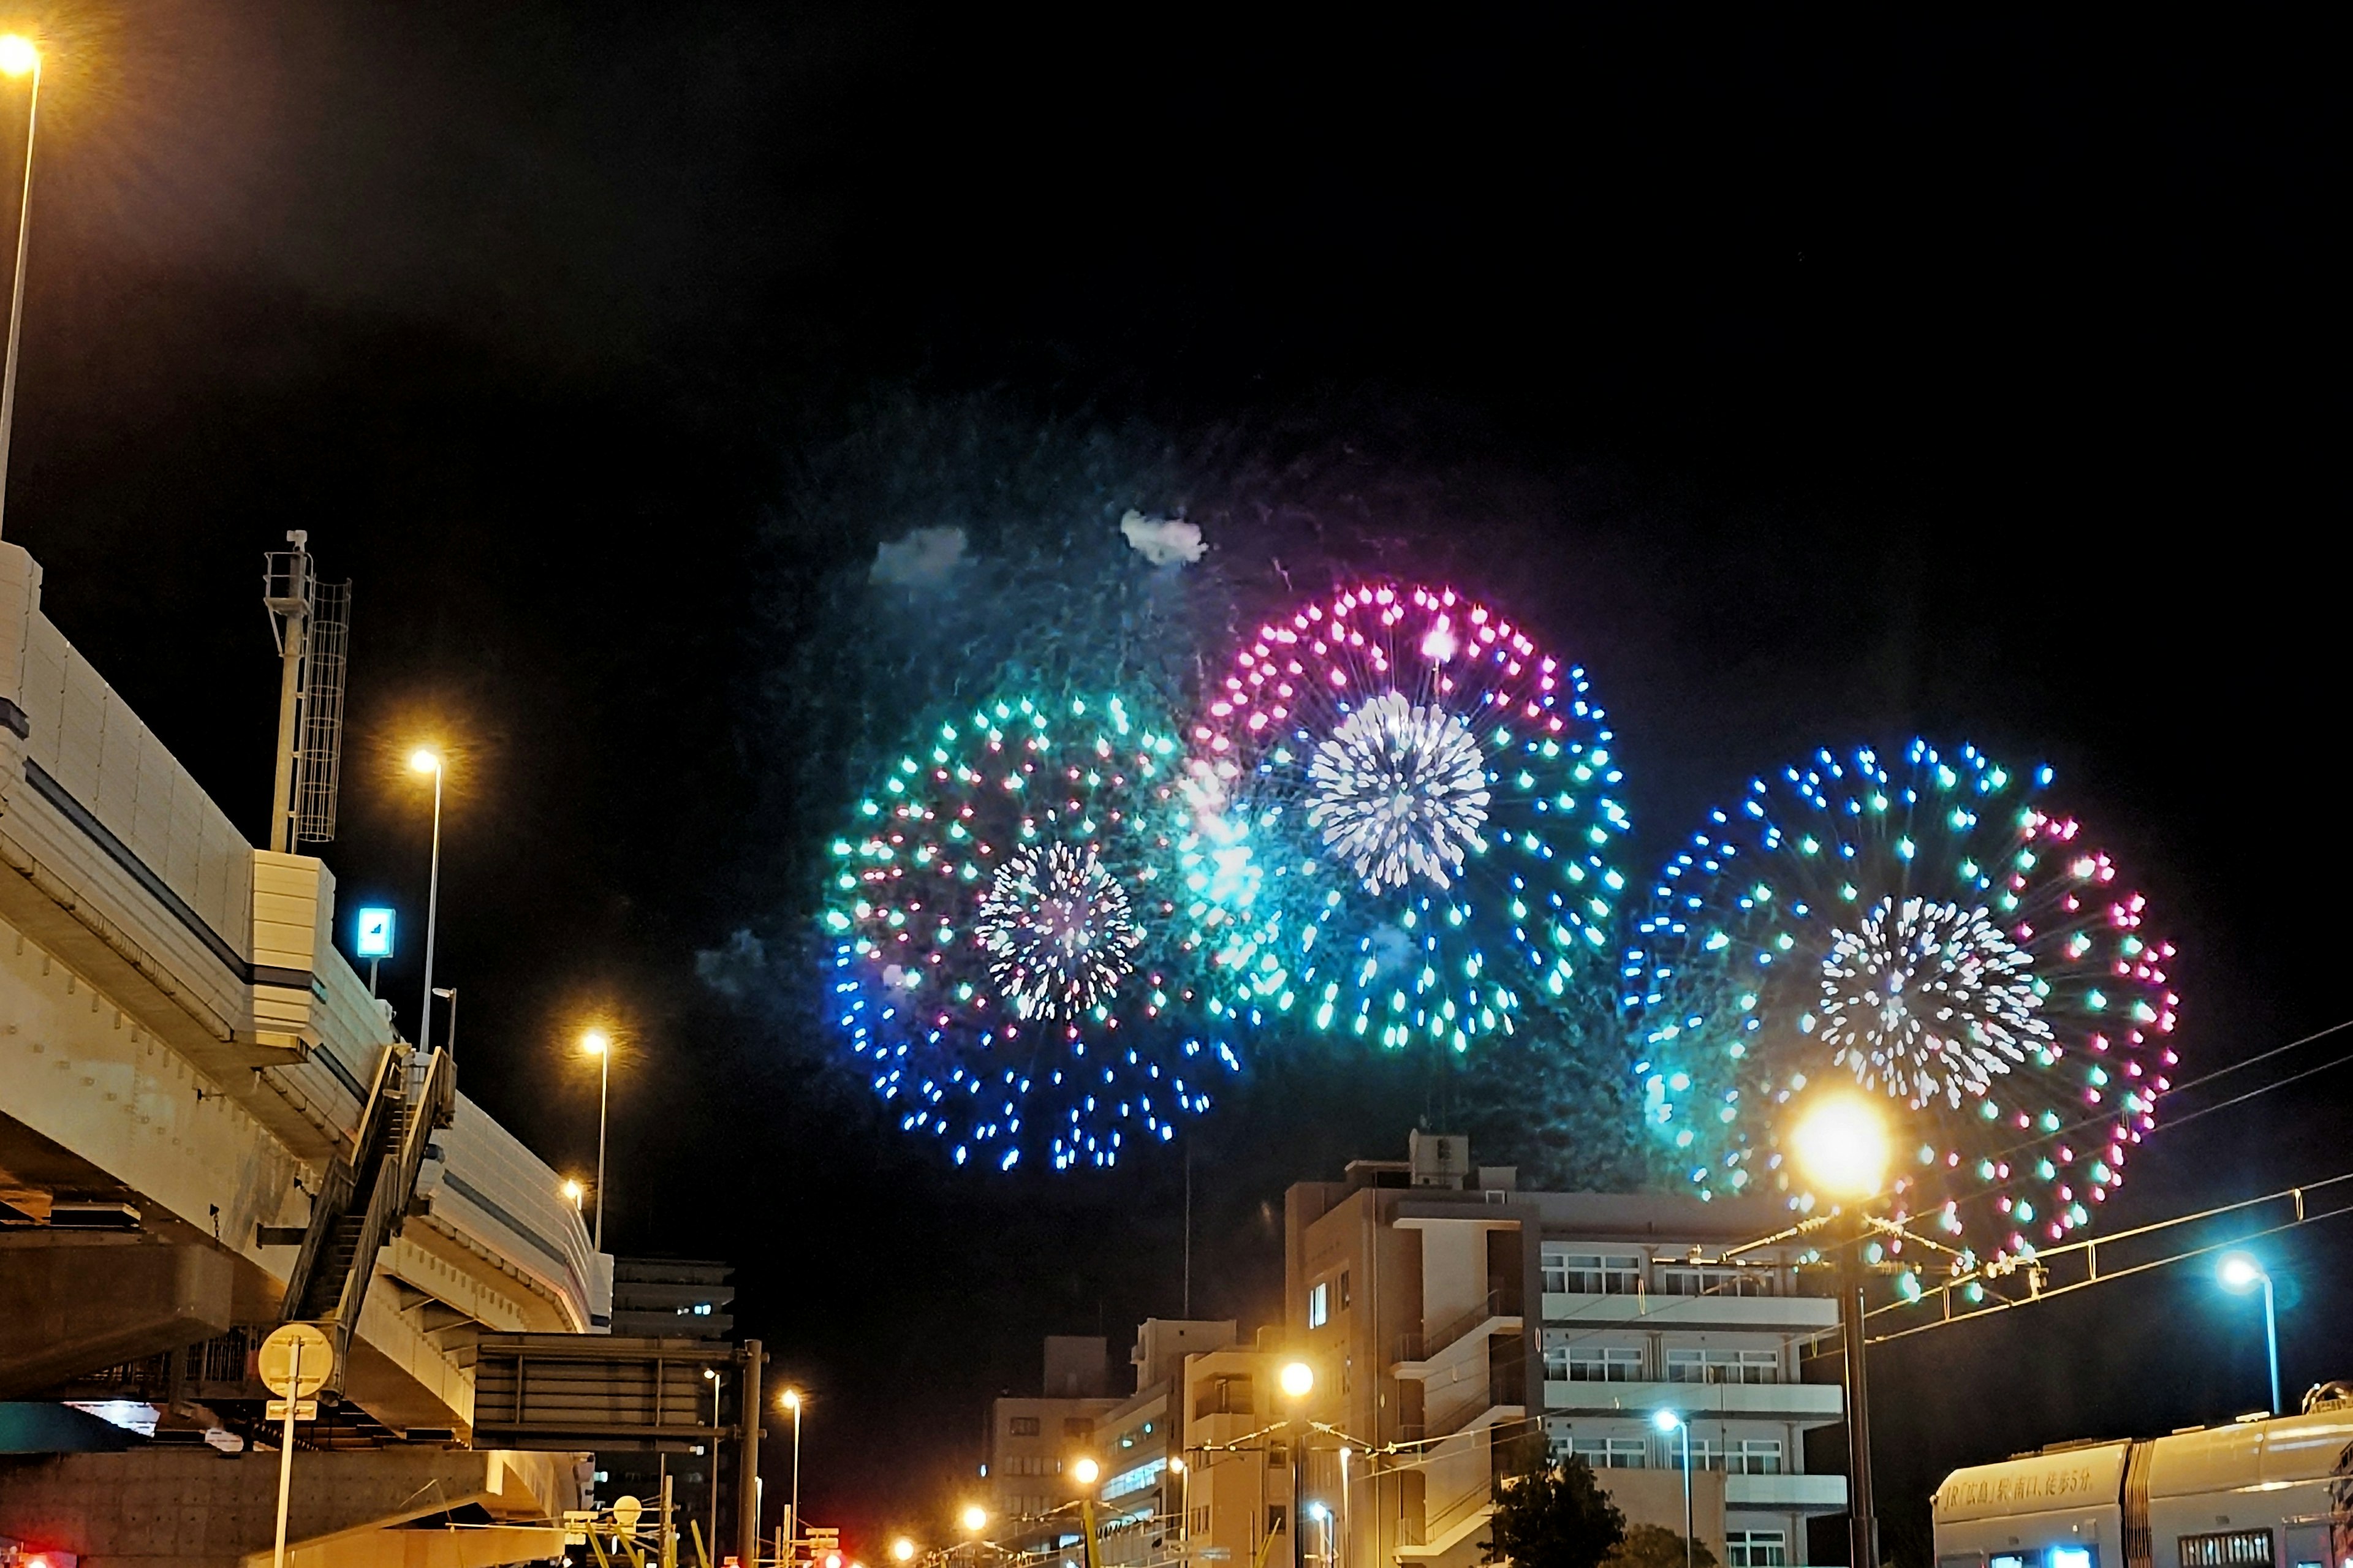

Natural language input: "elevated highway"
[0,539,610,1558]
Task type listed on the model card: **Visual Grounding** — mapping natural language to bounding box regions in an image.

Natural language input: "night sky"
[4,4,2344,1558]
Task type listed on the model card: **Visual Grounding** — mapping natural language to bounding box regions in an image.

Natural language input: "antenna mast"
[263,532,351,851]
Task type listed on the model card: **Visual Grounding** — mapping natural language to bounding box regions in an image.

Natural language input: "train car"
[1934,1384,2353,1568]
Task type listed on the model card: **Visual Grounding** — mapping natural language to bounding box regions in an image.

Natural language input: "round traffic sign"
[258,1322,335,1398]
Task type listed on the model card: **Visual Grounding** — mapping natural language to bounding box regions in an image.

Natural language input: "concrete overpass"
[0,539,611,1564]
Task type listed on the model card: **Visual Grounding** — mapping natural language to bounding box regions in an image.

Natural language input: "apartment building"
[988,1336,1122,1551]
[1285,1133,1847,1568]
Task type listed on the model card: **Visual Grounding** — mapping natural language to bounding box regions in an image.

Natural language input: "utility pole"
[264,533,312,854]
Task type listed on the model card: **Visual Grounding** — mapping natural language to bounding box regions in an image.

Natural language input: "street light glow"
[582,1028,610,1056]
[562,1178,583,1208]
[892,1538,916,1562]
[2218,1252,2265,1292]
[1790,1093,1891,1200]
[1071,1456,1099,1486]
[407,747,442,775]
[960,1505,987,1534]
[0,37,37,76]
[781,1387,802,1410]
[1652,1408,1683,1433]
[1279,1360,1314,1399]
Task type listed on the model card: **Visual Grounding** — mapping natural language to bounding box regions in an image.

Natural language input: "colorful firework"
[824,692,1244,1170]
[1625,740,2178,1282]
[1183,582,1631,1053]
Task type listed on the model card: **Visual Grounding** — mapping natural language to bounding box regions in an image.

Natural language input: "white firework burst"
[976,842,1143,1020]
[1306,691,1491,890]
[1818,896,2049,1108]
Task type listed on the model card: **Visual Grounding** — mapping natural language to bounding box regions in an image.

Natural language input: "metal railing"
[1395,1288,1517,1363]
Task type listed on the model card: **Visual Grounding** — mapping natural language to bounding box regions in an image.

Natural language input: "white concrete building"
[1286,1134,1847,1568]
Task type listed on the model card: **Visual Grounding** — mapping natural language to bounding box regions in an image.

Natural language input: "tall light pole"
[1790,1094,1890,1568]
[1072,1456,1102,1568]
[781,1387,804,1565]
[2218,1253,2281,1415]
[1652,1410,1691,1568]
[582,1029,612,1250]
[407,750,446,1055]
[700,1366,724,1559]
[1280,1360,1314,1568]
[0,32,42,541]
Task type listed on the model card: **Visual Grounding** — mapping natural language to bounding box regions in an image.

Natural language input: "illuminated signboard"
[355,907,396,960]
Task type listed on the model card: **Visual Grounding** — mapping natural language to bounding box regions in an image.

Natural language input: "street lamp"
[433,985,458,1056]
[1652,1411,1692,1568]
[961,1506,988,1535]
[582,1028,612,1250]
[705,1368,724,1558]
[407,749,447,1056]
[0,32,42,541]
[1790,1093,1889,1568]
[1280,1361,1314,1568]
[781,1388,804,1566]
[561,1179,584,1213]
[893,1540,917,1563]
[1072,1457,1102,1568]
[2217,1252,2281,1415]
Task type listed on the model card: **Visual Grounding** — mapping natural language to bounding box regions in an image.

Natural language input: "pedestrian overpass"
[0,537,615,1564]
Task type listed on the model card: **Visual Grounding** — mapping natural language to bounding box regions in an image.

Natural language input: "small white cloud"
[870,526,968,588]
[1120,510,1205,566]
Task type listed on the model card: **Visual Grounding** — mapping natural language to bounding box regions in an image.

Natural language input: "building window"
[2180,1534,2272,1568]
[1571,1437,1650,1470]
[1659,1266,1778,1297]
[1729,1439,1784,1475]
[1268,1506,1288,1538]
[1547,1252,1645,1295]
[1664,1348,1781,1384]
[1547,1346,1643,1382]
[1010,1417,1041,1437]
[1728,1531,1789,1568]
[1308,1282,1330,1328]
[1065,1418,1095,1440]
[1339,1270,1352,1309]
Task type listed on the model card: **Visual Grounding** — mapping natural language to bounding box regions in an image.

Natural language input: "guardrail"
[1395,1289,1518,1363]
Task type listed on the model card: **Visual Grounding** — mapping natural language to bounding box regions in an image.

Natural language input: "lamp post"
[781,1388,804,1566]
[433,986,457,1057]
[582,1029,612,1250]
[2217,1253,2281,1416]
[1280,1360,1314,1568]
[407,750,446,1055]
[704,1367,724,1559]
[0,32,42,540]
[1335,1448,1349,1568]
[1072,1456,1102,1568]
[1651,1411,1692,1568]
[1790,1094,1890,1568]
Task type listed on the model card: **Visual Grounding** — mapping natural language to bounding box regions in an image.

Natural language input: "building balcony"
[1393,1289,1524,1377]
[1396,1487,1496,1559]
[1543,1379,1843,1421]
[1726,1473,1849,1511]
[1542,1292,1840,1332]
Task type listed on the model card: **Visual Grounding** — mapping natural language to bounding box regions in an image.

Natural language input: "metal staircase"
[280,1042,457,1395]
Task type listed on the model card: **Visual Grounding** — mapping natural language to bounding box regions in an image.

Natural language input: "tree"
[1602,1524,1721,1568]
[1485,1447,1626,1568]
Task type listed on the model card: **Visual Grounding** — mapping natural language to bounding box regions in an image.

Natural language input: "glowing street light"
[1651,1411,1692,1568]
[561,1178,584,1212]
[2217,1252,2281,1415]
[1280,1362,1314,1568]
[1072,1456,1104,1568]
[780,1388,804,1564]
[1790,1094,1891,1200]
[1071,1456,1100,1487]
[407,750,448,1060]
[960,1506,988,1535]
[581,1028,613,1249]
[1788,1093,1889,1568]
[892,1539,917,1562]
[0,32,43,542]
